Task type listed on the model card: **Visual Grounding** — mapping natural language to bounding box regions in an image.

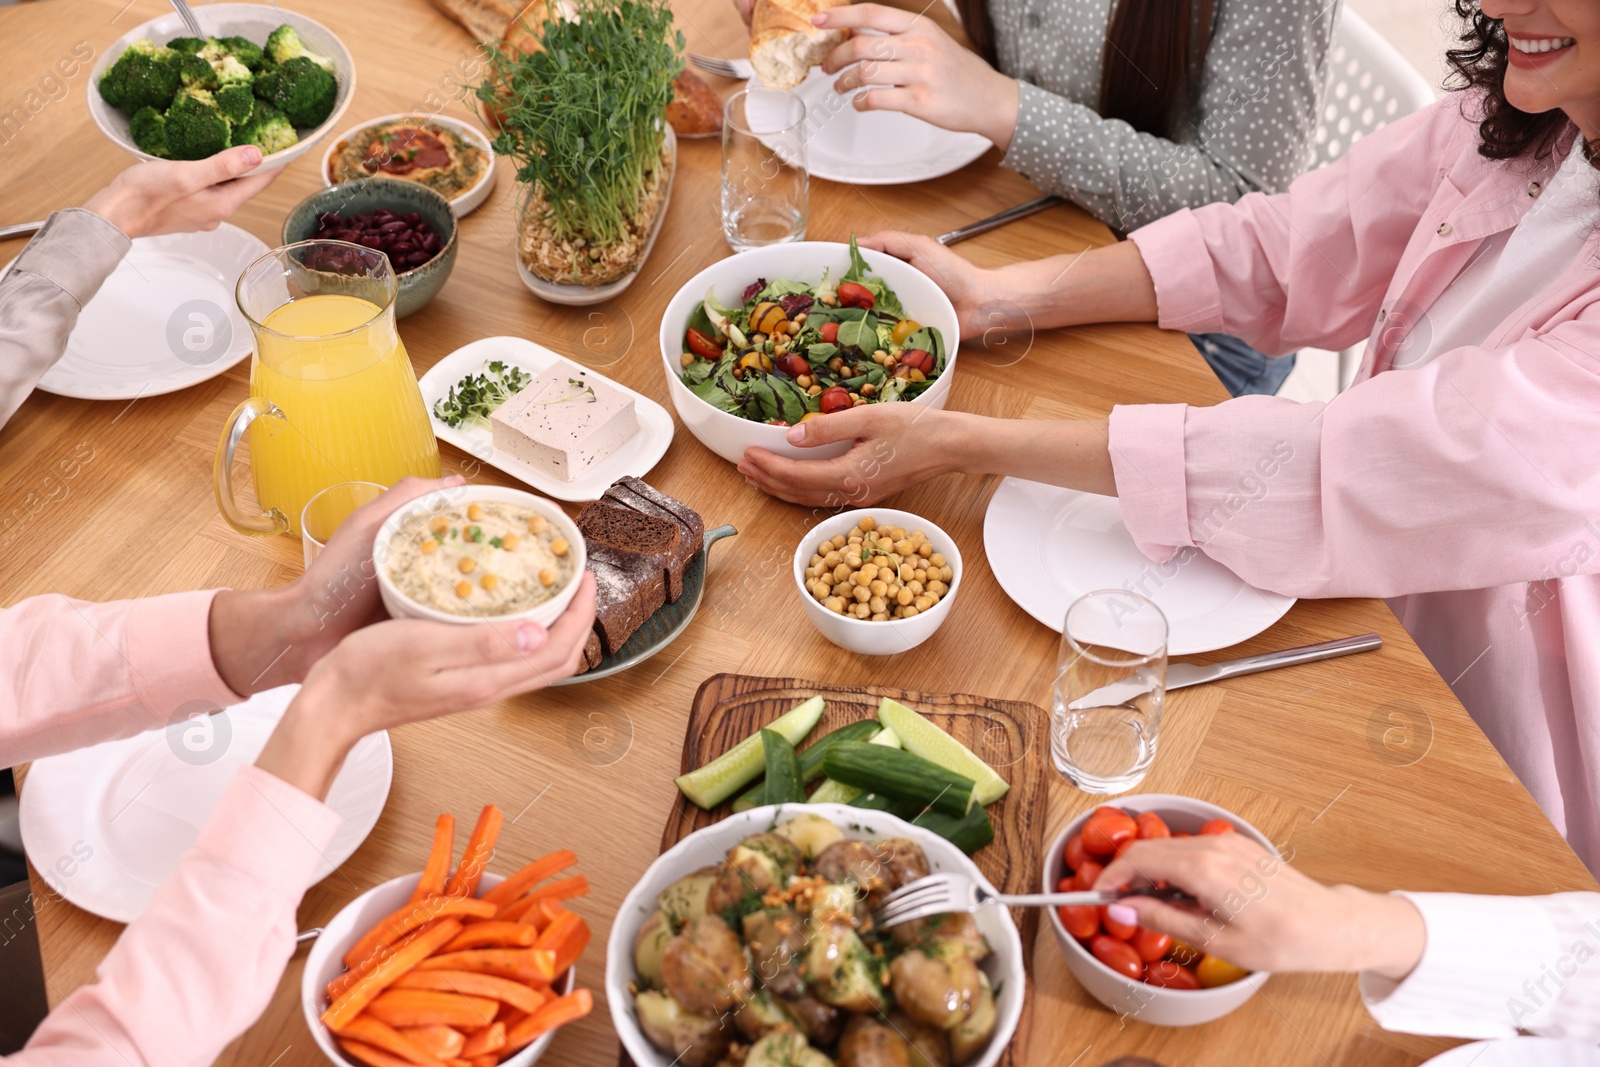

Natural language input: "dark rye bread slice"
[604,478,705,565]
[586,546,667,655]
[579,630,603,673]
[578,500,688,602]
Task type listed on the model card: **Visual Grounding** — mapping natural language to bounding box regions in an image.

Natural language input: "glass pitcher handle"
[214,396,290,536]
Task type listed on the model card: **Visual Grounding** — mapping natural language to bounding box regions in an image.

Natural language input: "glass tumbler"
[1052,590,1169,794]
[300,480,387,568]
[721,87,808,251]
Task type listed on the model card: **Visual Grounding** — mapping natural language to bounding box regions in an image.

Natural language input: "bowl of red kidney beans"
[283,177,457,317]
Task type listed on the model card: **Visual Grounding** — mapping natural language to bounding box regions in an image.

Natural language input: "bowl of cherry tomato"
[1044,795,1277,1026]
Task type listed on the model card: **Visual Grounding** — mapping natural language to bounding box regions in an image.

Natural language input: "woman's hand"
[82,144,278,239]
[733,0,754,25]
[256,573,598,799]
[739,403,961,506]
[815,4,1020,151]
[857,231,1008,340]
[1095,834,1427,980]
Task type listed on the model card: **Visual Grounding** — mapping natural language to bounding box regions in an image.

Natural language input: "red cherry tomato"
[819,322,840,343]
[775,353,810,378]
[1129,927,1173,962]
[1135,812,1171,840]
[1081,808,1138,857]
[900,349,935,374]
[1172,830,1194,838]
[837,281,875,309]
[1198,818,1236,836]
[1144,960,1201,990]
[1072,859,1104,892]
[818,386,853,414]
[1058,903,1100,940]
[1100,905,1137,940]
[686,327,723,360]
[1090,935,1144,981]
[1063,834,1089,874]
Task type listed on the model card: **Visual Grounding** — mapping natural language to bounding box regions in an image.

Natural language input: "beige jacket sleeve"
[0,209,129,428]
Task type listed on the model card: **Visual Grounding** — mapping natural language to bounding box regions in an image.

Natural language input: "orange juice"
[250,294,440,536]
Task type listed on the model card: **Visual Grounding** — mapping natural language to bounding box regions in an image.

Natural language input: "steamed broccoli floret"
[253,56,336,128]
[264,25,334,72]
[166,36,207,54]
[129,106,169,158]
[97,40,180,114]
[215,83,255,125]
[176,51,216,89]
[213,55,253,87]
[217,35,267,71]
[232,100,298,155]
[165,89,231,160]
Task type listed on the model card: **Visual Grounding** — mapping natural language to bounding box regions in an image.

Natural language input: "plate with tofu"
[421,335,675,501]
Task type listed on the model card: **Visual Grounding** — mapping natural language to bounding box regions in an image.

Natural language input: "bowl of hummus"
[323,113,496,216]
[375,486,586,626]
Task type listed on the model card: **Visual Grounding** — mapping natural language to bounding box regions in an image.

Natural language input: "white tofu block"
[490,361,639,481]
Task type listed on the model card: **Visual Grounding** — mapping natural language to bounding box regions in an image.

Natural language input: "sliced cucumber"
[846,792,995,854]
[821,741,975,817]
[761,729,805,805]
[675,696,825,809]
[877,697,1010,805]
[807,726,900,806]
[731,720,881,813]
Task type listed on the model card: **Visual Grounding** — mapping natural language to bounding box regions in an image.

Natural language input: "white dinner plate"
[19,685,391,924]
[767,66,992,186]
[419,336,675,502]
[1421,1040,1600,1067]
[20,224,267,401]
[983,478,1295,655]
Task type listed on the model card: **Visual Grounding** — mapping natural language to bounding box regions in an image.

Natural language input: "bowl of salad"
[658,240,959,464]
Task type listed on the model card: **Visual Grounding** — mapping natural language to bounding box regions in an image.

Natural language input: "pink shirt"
[1117,93,1600,872]
[1,591,341,1065]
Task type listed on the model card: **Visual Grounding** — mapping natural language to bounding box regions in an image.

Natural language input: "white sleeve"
[1360,892,1600,1041]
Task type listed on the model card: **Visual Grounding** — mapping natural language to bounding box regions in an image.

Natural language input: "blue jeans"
[1189,333,1297,396]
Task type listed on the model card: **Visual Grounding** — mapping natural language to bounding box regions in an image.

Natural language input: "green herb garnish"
[432,359,533,429]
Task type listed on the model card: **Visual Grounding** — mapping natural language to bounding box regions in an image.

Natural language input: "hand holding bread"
[749,0,851,88]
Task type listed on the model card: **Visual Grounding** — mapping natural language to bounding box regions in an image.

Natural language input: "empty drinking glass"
[722,87,808,251]
[300,480,387,568]
[1052,590,1168,794]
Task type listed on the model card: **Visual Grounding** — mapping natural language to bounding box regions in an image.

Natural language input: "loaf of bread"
[429,0,521,42]
[750,0,850,89]
[667,70,723,139]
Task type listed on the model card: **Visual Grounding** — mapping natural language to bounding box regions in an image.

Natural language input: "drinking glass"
[300,480,387,567]
[1052,590,1168,794]
[722,87,808,251]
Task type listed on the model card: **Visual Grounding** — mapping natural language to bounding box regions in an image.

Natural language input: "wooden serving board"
[634,673,1052,1067]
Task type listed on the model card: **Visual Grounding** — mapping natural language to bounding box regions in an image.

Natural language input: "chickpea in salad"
[678,238,948,427]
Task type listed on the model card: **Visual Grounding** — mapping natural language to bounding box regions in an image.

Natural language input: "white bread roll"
[750,0,850,89]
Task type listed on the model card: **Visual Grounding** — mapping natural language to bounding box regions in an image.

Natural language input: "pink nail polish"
[1106,903,1138,926]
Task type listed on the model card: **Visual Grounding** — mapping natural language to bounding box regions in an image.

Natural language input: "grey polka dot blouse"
[990,0,1340,233]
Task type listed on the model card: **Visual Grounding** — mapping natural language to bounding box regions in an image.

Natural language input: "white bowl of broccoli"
[87,3,355,173]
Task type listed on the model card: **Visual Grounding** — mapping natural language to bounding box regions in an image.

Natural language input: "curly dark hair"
[1445,0,1577,161]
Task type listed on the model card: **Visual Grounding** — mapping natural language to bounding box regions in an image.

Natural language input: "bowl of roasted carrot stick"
[302,804,596,1067]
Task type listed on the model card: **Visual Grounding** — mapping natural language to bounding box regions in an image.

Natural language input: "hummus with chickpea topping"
[386,500,574,616]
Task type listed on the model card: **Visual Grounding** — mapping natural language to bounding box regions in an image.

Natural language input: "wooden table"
[3,2,1594,1065]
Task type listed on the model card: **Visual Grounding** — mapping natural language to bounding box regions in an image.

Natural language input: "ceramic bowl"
[301,870,577,1067]
[87,3,355,173]
[321,112,498,216]
[606,804,1024,1067]
[793,508,962,655]
[658,241,960,465]
[373,486,586,627]
[283,178,458,318]
[1044,794,1279,1026]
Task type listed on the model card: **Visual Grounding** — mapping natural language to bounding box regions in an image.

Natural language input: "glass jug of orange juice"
[216,241,440,536]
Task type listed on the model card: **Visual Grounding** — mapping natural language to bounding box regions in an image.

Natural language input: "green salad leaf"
[755,278,812,303]
[836,318,878,353]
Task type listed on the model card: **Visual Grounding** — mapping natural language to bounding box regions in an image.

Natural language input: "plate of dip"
[323,113,497,216]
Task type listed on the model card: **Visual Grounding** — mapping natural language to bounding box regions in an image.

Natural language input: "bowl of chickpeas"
[793,509,961,655]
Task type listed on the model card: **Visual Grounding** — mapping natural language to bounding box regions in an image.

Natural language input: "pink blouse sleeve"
[12,764,341,1067]
[0,590,241,766]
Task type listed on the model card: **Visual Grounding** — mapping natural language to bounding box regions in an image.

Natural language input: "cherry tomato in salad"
[1195,955,1251,988]
[1082,808,1138,857]
[891,318,922,345]
[900,349,935,375]
[1198,818,1236,836]
[818,386,854,414]
[1063,834,1090,874]
[686,327,723,361]
[1090,935,1144,980]
[837,281,875,309]
[1135,812,1171,840]
[819,321,840,344]
[1144,960,1201,989]
[1100,904,1137,940]
[775,353,810,378]
[1072,859,1104,892]
[1129,927,1172,962]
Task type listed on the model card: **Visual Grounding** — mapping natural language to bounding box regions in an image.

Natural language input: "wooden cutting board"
[634,672,1052,1067]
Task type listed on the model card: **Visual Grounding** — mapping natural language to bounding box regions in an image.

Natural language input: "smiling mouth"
[1508,35,1576,54]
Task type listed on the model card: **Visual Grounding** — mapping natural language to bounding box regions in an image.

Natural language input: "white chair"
[1284,9,1439,400]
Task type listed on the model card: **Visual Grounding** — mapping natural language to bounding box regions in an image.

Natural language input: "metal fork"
[873,870,1193,929]
[690,52,756,81]
[168,0,206,38]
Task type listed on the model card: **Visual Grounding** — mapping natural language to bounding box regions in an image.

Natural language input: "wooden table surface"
[3,2,1594,1065]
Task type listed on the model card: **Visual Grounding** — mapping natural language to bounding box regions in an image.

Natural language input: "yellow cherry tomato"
[891,318,922,346]
[1195,954,1251,988]
[1167,937,1203,967]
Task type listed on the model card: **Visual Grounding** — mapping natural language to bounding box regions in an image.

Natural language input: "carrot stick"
[495,875,590,921]
[334,1016,450,1067]
[339,1039,434,1067]
[323,919,464,1032]
[534,911,590,976]
[333,928,429,1002]
[344,898,498,969]
[495,1004,528,1027]
[366,990,499,1031]
[460,1021,507,1058]
[478,850,577,907]
[443,805,503,900]
[397,1025,466,1059]
[504,989,593,1052]
[410,814,457,905]
[391,970,545,1013]
[467,1057,496,1067]
[535,898,567,927]
[441,921,539,953]
[415,948,556,984]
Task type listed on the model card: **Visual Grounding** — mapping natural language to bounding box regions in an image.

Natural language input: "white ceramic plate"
[769,66,991,185]
[321,112,499,217]
[419,336,675,502]
[11,225,268,401]
[983,478,1295,655]
[19,685,391,924]
[1420,1041,1600,1067]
